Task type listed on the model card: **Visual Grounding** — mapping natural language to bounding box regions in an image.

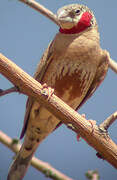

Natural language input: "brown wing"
[55,52,109,130]
[76,51,109,110]
[20,42,54,139]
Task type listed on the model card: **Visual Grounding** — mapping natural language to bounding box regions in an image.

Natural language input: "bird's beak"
[57,9,75,29]
[57,9,83,29]
[57,9,73,23]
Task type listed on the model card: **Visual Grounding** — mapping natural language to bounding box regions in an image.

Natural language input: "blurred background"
[0,0,117,179]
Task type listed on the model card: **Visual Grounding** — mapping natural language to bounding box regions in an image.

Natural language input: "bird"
[7,4,109,180]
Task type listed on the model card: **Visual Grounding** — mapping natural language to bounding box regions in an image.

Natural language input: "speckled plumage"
[7,4,109,180]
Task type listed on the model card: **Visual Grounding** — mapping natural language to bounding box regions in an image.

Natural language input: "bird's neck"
[59,12,92,34]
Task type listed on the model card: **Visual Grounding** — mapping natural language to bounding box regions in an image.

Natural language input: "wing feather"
[20,42,54,138]
[76,52,109,110]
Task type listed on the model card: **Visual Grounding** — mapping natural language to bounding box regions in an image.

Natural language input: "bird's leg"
[41,83,54,100]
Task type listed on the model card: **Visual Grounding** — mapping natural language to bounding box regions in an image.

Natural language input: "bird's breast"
[42,57,97,109]
[42,32,100,108]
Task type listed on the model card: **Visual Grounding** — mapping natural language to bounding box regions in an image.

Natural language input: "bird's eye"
[75,9,80,14]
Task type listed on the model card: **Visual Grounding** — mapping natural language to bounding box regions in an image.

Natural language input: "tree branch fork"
[0,53,117,169]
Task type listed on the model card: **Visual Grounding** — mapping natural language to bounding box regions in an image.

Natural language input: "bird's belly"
[43,59,97,109]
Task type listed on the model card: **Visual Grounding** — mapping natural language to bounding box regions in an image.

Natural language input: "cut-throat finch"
[7,4,109,180]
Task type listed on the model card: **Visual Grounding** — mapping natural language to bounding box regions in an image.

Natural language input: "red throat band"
[59,12,92,34]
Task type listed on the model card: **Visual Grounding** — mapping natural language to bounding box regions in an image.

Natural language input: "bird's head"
[57,4,97,34]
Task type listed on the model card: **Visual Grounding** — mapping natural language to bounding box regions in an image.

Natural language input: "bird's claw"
[41,83,54,100]
[88,119,96,135]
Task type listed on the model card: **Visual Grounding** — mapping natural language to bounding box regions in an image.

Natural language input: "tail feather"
[7,149,34,180]
[7,106,60,179]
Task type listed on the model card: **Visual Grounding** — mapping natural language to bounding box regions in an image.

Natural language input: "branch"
[0,131,72,180]
[99,111,117,131]
[0,86,19,97]
[109,58,117,74]
[19,0,59,26]
[0,53,117,169]
[18,0,117,74]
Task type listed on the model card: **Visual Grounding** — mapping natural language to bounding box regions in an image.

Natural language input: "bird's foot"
[41,83,54,100]
[77,134,81,142]
[88,119,96,133]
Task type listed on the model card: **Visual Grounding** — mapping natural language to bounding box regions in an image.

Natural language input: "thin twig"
[19,0,59,26]
[0,53,117,169]
[0,130,72,180]
[0,86,19,97]
[99,111,117,131]
[109,58,117,74]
